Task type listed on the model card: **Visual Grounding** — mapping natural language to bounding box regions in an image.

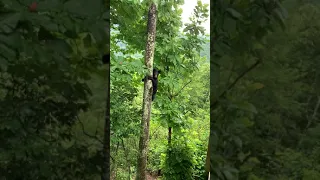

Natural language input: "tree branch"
[76,116,103,144]
[173,80,192,97]
[211,60,261,109]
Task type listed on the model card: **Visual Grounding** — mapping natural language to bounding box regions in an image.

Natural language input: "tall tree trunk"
[136,3,157,180]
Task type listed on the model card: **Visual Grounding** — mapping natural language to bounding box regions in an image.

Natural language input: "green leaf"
[223,17,237,37]
[45,22,59,32]
[226,8,243,20]
[223,170,234,180]
[238,152,246,162]
[251,82,265,90]
[233,101,258,114]
[276,1,288,18]
[46,39,72,56]
[239,117,254,127]
[0,43,15,58]
[0,33,20,49]
[64,30,78,39]
[89,21,108,49]
[64,0,102,17]
[37,0,62,11]
[0,13,21,33]
[233,136,242,148]
[83,34,92,48]
[273,8,286,30]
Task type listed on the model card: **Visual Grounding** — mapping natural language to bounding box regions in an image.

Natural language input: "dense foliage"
[0,0,107,179]
[211,0,320,179]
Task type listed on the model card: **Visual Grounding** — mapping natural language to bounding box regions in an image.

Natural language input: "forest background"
[0,0,320,180]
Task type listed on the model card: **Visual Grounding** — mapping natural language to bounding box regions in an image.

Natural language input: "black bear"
[142,68,161,101]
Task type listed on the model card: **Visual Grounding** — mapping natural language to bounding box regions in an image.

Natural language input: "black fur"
[142,68,161,101]
[102,54,110,64]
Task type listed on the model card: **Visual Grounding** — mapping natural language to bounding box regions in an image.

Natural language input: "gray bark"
[136,3,157,180]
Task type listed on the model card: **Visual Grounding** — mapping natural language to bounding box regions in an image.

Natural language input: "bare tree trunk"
[136,3,157,180]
